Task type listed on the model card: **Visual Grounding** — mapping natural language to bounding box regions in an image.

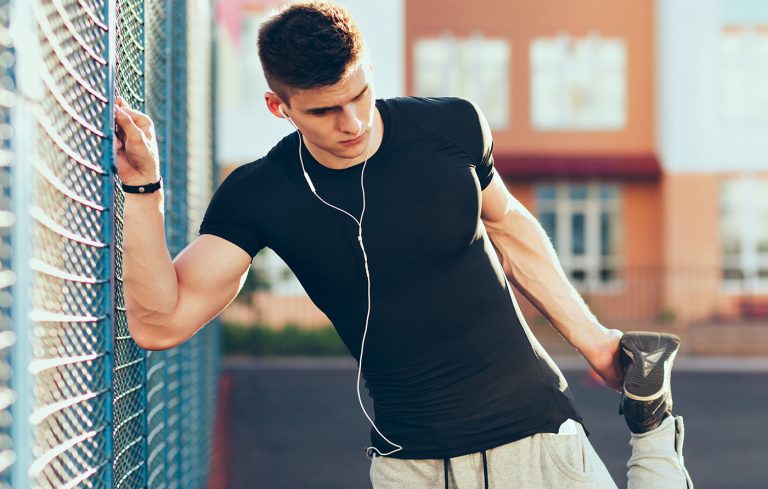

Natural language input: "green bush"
[221,322,349,356]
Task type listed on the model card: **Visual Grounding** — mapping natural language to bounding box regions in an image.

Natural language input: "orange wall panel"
[406,0,655,155]
[662,174,720,269]
[661,174,720,322]
[622,182,663,268]
[506,183,534,209]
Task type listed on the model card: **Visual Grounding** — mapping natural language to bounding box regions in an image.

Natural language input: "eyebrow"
[305,85,369,113]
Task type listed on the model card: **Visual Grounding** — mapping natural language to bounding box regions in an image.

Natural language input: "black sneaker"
[618,331,680,434]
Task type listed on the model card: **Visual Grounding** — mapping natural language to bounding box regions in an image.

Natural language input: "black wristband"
[122,177,163,194]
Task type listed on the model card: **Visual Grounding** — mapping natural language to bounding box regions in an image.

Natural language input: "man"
[115,2,693,487]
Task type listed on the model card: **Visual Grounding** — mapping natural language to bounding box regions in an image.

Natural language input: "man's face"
[273,62,376,165]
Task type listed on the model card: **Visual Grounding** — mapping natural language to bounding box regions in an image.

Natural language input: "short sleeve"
[198,166,264,259]
[386,96,497,189]
[465,99,496,190]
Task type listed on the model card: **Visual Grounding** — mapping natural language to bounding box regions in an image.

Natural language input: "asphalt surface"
[220,357,768,489]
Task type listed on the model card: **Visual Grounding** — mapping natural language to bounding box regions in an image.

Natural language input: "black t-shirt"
[199,96,584,459]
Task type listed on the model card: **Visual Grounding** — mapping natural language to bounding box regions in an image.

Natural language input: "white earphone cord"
[287,112,403,457]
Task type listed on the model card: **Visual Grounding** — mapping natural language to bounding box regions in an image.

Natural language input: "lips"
[340,132,366,145]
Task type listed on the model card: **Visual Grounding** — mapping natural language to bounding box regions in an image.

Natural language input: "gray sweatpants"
[369,415,693,489]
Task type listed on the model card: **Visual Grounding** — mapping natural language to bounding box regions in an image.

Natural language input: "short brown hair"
[257,1,366,105]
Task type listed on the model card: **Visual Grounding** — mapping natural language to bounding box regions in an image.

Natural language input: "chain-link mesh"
[181,0,215,486]
[144,0,174,486]
[163,1,189,486]
[113,0,149,486]
[185,0,213,245]
[0,1,15,486]
[19,0,114,486]
[6,0,219,487]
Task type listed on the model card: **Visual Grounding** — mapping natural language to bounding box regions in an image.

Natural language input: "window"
[535,182,622,291]
[413,34,510,129]
[718,2,768,123]
[530,33,626,131]
[720,177,768,293]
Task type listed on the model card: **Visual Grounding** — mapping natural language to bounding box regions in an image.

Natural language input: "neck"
[304,107,384,170]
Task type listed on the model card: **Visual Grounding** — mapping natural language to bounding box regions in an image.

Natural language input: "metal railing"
[228,264,768,331]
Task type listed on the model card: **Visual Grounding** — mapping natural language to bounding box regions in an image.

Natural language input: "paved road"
[220,357,768,489]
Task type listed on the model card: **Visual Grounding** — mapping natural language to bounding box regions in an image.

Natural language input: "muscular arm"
[115,97,254,351]
[480,172,623,389]
[123,190,253,351]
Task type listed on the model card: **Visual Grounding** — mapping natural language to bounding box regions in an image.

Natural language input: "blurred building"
[407,0,768,327]
[656,0,768,323]
[214,0,767,329]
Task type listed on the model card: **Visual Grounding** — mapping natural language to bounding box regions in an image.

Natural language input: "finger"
[114,107,145,142]
[115,96,126,108]
[114,106,137,131]
[118,105,153,129]
[118,106,155,140]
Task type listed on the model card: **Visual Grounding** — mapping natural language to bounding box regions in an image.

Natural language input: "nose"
[338,105,363,136]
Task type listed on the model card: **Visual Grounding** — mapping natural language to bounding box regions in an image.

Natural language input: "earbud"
[280,105,301,132]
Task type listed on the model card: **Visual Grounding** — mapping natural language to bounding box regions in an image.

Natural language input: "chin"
[333,146,367,160]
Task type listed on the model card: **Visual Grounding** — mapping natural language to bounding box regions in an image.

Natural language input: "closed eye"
[309,108,334,116]
[353,86,368,101]
[306,86,369,116]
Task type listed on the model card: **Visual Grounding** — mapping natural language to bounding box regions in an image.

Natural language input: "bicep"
[480,173,563,282]
[480,172,535,227]
[165,234,253,348]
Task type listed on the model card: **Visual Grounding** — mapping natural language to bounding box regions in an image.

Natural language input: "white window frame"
[529,32,627,131]
[535,181,623,294]
[718,25,768,123]
[720,176,768,294]
[413,33,510,129]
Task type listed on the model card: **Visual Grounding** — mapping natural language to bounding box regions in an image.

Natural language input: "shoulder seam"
[388,97,478,165]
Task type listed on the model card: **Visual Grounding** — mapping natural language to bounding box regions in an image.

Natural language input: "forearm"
[122,190,178,328]
[485,211,610,356]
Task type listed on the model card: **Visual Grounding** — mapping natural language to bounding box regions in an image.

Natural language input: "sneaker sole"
[621,332,680,401]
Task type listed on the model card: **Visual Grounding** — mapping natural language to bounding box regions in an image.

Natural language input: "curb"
[221,355,768,373]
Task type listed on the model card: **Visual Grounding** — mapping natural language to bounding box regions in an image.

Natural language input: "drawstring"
[442,451,489,489]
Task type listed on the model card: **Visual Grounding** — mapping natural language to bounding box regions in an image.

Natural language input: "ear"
[264,92,287,119]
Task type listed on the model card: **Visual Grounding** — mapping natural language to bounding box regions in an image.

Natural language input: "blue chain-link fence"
[0,2,15,487]
[1,0,220,487]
